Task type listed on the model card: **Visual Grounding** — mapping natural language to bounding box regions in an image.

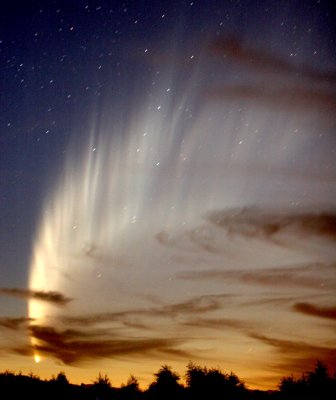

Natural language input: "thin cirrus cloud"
[249,332,336,373]
[157,208,336,256]
[239,293,330,308]
[293,303,336,320]
[12,324,191,365]
[204,85,336,116]
[1,294,235,365]
[0,317,34,330]
[209,36,336,83]
[0,288,72,306]
[205,208,336,241]
[63,294,234,328]
[206,36,336,126]
[177,263,335,291]
[181,316,250,332]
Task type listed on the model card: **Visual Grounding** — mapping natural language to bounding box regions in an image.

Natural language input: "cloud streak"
[156,208,336,258]
[177,263,335,291]
[63,294,233,328]
[206,208,336,241]
[0,317,33,330]
[0,294,235,365]
[209,36,336,83]
[206,36,336,129]
[0,288,72,306]
[13,324,191,365]
[181,317,250,331]
[204,85,336,115]
[250,332,336,373]
[293,302,336,320]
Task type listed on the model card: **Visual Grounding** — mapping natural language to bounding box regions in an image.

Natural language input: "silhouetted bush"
[119,375,142,400]
[89,372,116,400]
[278,360,336,400]
[185,362,247,400]
[145,365,184,400]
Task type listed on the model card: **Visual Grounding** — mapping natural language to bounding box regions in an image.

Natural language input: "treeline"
[0,360,335,400]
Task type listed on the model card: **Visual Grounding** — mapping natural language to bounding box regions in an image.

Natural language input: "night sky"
[0,0,336,390]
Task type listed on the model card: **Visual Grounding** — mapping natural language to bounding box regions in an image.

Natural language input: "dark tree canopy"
[278,360,335,400]
[147,365,184,400]
[185,362,247,400]
[0,360,335,400]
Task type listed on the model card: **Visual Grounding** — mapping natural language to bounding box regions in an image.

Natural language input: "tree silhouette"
[94,372,112,386]
[51,371,69,385]
[278,360,336,400]
[91,372,114,400]
[49,371,71,399]
[185,362,208,399]
[307,360,334,400]
[146,365,184,400]
[185,362,246,400]
[0,359,335,400]
[278,374,308,399]
[120,375,141,400]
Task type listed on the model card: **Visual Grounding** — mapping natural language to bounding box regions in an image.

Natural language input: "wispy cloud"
[156,208,336,257]
[0,317,33,330]
[209,36,336,83]
[250,332,336,373]
[204,85,336,115]
[13,324,191,365]
[162,294,231,315]
[206,36,336,128]
[206,208,336,241]
[63,294,233,328]
[177,263,335,291]
[181,317,249,331]
[0,293,234,365]
[240,293,328,308]
[0,288,72,306]
[156,228,223,255]
[293,303,336,320]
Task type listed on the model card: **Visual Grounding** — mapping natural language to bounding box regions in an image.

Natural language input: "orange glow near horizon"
[1,353,297,391]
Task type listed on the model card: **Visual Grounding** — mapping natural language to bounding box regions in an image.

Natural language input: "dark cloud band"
[293,303,336,320]
[0,288,72,306]
[13,324,190,365]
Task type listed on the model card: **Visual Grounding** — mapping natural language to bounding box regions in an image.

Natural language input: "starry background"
[0,0,336,390]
